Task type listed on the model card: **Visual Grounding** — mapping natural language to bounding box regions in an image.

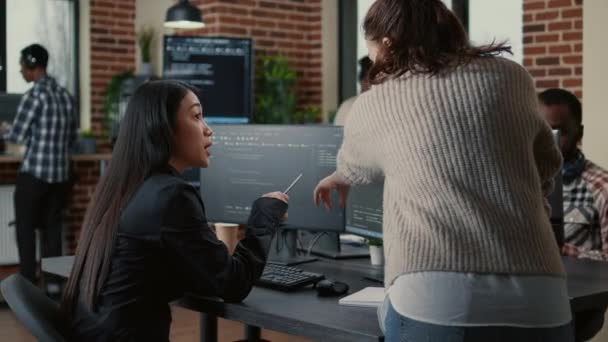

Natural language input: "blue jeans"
[379,297,574,342]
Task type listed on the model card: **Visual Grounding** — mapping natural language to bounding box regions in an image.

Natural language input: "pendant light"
[164,0,205,29]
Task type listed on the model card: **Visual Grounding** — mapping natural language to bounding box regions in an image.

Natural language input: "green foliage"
[102,70,133,139]
[294,106,322,124]
[327,109,338,124]
[254,55,323,124]
[79,130,95,138]
[137,26,155,63]
[254,55,297,124]
[365,238,383,247]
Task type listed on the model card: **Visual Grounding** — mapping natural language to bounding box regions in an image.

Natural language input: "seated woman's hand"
[262,192,289,221]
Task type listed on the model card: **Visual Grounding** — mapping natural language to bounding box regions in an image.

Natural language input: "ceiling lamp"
[164,0,205,29]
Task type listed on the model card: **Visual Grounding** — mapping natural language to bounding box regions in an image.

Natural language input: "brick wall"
[523,0,583,98]
[90,0,137,145]
[189,0,322,109]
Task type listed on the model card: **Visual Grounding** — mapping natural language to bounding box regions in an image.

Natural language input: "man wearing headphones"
[539,88,608,341]
[3,44,78,295]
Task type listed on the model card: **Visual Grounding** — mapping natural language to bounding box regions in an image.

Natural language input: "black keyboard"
[256,263,325,291]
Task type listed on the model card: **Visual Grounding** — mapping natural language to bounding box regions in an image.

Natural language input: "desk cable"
[306,232,327,257]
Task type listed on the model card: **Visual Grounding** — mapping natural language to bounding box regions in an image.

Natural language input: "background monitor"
[0,93,22,123]
[548,129,564,247]
[200,124,344,232]
[345,183,383,239]
[163,36,253,124]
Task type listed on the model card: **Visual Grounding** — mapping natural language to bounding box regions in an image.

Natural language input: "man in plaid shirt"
[540,88,608,341]
[2,44,78,292]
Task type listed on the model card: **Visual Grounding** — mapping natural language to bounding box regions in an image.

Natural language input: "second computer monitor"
[200,124,345,232]
[548,129,564,247]
[548,130,564,222]
[345,183,384,239]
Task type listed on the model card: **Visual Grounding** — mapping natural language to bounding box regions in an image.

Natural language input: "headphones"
[22,52,38,68]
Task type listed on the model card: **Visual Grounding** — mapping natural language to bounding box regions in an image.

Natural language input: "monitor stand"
[267,229,317,266]
[300,232,370,259]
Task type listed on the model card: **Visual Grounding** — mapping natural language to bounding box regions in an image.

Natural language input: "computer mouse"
[315,279,349,297]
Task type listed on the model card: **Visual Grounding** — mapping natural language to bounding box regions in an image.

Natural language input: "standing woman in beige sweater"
[314,0,573,341]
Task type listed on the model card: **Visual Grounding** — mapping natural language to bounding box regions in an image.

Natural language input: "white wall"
[356,0,374,62]
[579,5,608,340]
[79,0,91,131]
[6,0,39,93]
[582,0,608,170]
[6,0,76,93]
[322,0,339,121]
[135,0,173,77]
[469,0,522,63]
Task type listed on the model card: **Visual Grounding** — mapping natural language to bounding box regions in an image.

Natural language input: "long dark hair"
[363,0,512,83]
[61,80,197,318]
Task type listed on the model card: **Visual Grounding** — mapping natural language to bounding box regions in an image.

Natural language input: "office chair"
[0,273,66,342]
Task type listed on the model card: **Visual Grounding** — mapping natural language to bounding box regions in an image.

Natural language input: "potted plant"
[78,130,96,154]
[137,26,155,75]
[254,55,297,124]
[103,70,133,144]
[365,238,384,266]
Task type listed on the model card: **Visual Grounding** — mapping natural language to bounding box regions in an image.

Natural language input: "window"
[469,0,522,63]
[4,0,79,95]
[1,0,6,92]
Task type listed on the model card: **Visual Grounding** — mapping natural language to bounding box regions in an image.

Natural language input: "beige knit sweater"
[336,57,565,286]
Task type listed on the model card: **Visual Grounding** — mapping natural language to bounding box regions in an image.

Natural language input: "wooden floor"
[0,303,314,342]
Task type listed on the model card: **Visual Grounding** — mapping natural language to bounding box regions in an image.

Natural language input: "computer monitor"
[163,36,253,124]
[200,125,347,264]
[0,93,22,123]
[548,129,565,248]
[345,183,384,239]
[201,124,344,229]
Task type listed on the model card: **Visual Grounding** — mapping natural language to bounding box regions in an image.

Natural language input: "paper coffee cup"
[215,222,239,253]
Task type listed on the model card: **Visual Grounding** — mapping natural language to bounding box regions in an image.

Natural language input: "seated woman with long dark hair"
[61,80,288,341]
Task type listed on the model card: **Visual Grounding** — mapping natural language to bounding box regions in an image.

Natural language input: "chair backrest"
[0,274,66,342]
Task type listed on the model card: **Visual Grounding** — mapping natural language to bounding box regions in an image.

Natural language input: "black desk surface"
[42,255,608,342]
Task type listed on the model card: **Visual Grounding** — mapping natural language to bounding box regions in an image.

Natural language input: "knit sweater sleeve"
[335,92,384,185]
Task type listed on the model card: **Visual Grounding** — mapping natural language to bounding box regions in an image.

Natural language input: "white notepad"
[339,287,385,308]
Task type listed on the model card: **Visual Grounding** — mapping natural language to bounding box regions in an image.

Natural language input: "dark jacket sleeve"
[160,184,287,302]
